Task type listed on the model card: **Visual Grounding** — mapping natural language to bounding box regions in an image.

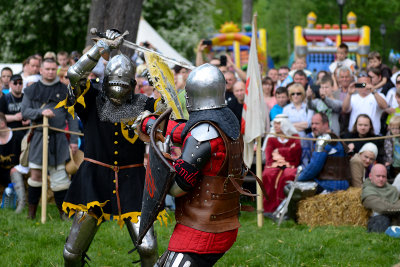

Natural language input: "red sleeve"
[265,137,277,166]
[141,116,157,133]
[166,120,186,144]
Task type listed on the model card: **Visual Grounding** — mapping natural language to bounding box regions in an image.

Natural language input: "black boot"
[28,204,38,219]
[27,185,41,220]
[53,190,69,220]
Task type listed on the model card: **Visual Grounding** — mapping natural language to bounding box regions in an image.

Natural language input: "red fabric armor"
[168,224,238,254]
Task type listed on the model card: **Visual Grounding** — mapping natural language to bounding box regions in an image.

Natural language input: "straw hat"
[66,149,84,175]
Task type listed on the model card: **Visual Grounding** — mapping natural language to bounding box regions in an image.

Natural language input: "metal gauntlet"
[315,133,332,152]
[67,44,102,90]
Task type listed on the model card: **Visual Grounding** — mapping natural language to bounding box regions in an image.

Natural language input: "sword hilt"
[90,28,106,38]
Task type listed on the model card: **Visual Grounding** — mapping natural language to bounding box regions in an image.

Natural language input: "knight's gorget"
[96,93,148,123]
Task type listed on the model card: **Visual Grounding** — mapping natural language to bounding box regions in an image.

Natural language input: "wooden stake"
[251,12,264,228]
[256,136,263,227]
[41,116,49,224]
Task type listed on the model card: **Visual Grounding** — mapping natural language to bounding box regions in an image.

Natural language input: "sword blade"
[122,40,194,70]
[277,166,303,226]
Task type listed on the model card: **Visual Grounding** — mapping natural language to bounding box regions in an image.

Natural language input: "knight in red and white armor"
[142,63,247,266]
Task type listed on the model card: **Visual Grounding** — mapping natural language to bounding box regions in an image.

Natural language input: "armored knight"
[57,29,162,266]
[297,133,351,192]
[140,64,259,266]
[274,133,351,222]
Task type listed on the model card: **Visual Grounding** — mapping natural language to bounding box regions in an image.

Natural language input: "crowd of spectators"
[1,40,400,232]
[195,40,400,231]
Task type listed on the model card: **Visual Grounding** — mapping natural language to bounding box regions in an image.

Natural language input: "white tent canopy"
[137,18,192,66]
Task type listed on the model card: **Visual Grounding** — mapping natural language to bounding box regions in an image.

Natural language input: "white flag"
[242,18,267,167]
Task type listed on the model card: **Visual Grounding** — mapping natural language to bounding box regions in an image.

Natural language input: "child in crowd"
[385,74,400,110]
[329,43,356,74]
[288,57,312,78]
[386,87,400,126]
[306,75,342,135]
[368,51,393,94]
[384,116,400,180]
[270,87,288,121]
[57,51,70,71]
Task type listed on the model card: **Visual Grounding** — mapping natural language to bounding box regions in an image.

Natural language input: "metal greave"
[125,218,158,267]
[63,211,100,267]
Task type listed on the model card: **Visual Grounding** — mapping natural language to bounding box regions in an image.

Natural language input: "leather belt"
[83,157,144,217]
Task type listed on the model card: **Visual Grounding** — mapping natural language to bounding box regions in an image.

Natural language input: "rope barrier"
[0,123,399,142]
[48,126,84,136]
[0,123,84,136]
[266,132,400,142]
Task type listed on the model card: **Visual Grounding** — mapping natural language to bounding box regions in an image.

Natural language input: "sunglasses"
[64,76,69,79]
[396,80,400,85]
[13,81,23,85]
[291,92,302,96]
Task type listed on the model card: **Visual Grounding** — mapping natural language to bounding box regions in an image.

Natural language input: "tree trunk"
[85,0,144,57]
[242,0,253,30]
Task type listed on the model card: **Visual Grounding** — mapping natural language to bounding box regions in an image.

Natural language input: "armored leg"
[63,211,100,267]
[274,182,318,221]
[125,217,158,267]
[10,170,25,213]
[155,251,199,267]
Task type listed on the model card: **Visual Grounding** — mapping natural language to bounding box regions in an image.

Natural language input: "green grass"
[1,204,400,266]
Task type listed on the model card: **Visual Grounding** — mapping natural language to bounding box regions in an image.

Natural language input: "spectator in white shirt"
[342,72,388,135]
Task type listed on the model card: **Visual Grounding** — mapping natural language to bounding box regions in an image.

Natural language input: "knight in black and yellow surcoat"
[57,29,163,267]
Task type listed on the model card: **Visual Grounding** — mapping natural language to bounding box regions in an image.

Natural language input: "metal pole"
[339,5,343,44]
[380,24,386,64]
[41,116,49,224]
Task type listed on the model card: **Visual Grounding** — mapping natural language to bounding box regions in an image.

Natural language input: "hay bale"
[297,187,371,227]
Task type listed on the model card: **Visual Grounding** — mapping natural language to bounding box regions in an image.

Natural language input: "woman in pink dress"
[262,114,302,214]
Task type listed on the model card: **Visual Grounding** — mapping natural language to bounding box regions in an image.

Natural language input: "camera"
[220,55,227,66]
[355,83,366,88]
[202,39,212,46]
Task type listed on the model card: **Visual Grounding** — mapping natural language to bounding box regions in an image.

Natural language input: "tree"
[142,0,214,62]
[85,0,144,58]
[0,0,90,62]
[212,0,242,31]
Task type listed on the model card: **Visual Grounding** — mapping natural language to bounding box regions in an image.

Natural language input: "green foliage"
[212,0,243,31]
[0,0,90,62]
[0,0,399,67]
[1,205,400,266]
[142,0,215,62]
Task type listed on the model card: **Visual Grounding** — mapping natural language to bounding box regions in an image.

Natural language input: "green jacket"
[361,178,400,214]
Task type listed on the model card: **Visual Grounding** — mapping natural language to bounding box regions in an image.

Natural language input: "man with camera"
[342,73,388,135]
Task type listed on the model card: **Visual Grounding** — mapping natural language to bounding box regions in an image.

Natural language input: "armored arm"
[66,44,103,105]
[67,29,123,105]
[169,123,216,197]
[68,45,102,89]
[298,134,331,181]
